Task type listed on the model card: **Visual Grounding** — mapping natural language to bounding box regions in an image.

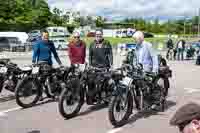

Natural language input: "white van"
[0,32,29,51]
[46,27,70,37]
[50,37,69,50]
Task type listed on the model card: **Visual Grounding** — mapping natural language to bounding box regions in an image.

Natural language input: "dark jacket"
[32,40,62,65]
[68,41,86,64]
[89,39,113,68]
[167,39,174,49]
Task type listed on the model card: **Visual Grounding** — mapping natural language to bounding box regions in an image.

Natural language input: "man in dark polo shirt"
[89,29,113,69]
[87,29,113,104]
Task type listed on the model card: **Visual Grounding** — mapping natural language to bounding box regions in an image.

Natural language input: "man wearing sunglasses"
[68,32,86,66]
[170,102,200,133]
[89,29,113,69]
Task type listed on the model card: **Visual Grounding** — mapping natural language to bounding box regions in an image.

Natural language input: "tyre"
[133,87,144,111]
[108,91,133,127]
[0,76,4,93]
[155,77,166,112]
[15,77,42,108]
[58,85,84,119]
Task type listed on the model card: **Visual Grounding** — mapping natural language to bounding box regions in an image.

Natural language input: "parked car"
[51,38,69,50]
[87,32,95,37]
[125,43,137,50]
[116,31,122,38]
[0,32,29,51]
[28,30,41,38]
[191,42,200,49]
[117,43,137,55]
[116,29,127,38]
[144,32,154,38]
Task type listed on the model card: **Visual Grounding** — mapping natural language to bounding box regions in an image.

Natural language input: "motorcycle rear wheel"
[15,77,42,108]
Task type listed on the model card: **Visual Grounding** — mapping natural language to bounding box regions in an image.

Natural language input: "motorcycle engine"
[3,75,16,92]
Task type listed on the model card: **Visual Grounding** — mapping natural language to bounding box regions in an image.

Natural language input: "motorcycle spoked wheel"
[15,77,42,108]
[0,76,4,93]
[108,91,133,127]
[154,77,166,112]
[58,80,84,119]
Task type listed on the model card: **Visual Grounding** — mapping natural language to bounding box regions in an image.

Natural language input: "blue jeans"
[177,48,184,60]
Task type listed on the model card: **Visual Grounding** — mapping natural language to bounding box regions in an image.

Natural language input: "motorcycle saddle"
[0,58,10,65]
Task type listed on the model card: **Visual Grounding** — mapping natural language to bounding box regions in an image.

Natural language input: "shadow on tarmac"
[78,103,108,117]
[19,98,57,111]
[27,130,40,133]
[0,94,15,103]
[63,103,108,120]
[128,100,176,125]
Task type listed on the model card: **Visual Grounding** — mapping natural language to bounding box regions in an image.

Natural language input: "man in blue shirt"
[132,31,158,74]
[32,30,62,66]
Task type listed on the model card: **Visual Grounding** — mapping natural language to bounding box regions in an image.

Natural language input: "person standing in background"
[176,39,186,61]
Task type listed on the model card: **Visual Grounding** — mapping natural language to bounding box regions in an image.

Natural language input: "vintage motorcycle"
[15,62,70,108]
[0,58,32,93]
[108,62,172,127]
[58,64,122,119]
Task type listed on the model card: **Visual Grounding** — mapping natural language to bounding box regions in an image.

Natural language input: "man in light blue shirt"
[133,31,159,74]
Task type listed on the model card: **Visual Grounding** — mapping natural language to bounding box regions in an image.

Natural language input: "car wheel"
[58,45,62,50]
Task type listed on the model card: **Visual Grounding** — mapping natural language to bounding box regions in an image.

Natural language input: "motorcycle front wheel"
[58,86,84,119]
[0,76,4,93]
[108,91,133,127]
[15,77,42,108]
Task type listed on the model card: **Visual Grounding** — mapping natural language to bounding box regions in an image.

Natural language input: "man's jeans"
[166,48,173,60]
[177,48,184,60]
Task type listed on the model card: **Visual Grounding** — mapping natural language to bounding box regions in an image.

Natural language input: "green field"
[67,37,169,50]
[67,36,197,50]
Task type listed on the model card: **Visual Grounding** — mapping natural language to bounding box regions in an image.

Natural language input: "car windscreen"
[0,37,19,44]
[59,40,65,42]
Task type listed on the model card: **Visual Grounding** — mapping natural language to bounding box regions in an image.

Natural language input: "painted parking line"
[184,88,200,94]
[107,128,123,133]
[0,107,21,117]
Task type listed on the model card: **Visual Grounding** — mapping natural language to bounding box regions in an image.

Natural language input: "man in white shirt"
[177,39,186,61]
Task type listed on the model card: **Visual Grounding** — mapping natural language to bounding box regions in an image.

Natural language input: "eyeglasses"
[74,36,80,39]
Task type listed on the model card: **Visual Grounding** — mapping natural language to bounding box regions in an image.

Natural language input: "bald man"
[132,31,158,73]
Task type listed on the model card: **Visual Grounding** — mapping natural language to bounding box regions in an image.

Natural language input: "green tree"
[95,16,105,27]
[0,0,51,31]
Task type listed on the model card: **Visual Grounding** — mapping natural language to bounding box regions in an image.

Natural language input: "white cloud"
[47,0,200,20]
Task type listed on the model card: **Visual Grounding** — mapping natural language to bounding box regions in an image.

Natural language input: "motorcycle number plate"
[0,67,8,73]
[32,67,39,74]
[121,77,132,86]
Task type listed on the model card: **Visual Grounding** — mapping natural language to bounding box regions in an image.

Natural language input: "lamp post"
[198,8,200,37]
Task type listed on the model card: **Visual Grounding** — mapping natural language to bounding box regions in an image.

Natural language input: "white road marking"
[184,88,200,94]
[0,107,21,117]
[107,128,123,133]
[0,112,7,117]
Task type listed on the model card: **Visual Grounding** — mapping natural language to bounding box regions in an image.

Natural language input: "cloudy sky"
[47,0,200,21]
